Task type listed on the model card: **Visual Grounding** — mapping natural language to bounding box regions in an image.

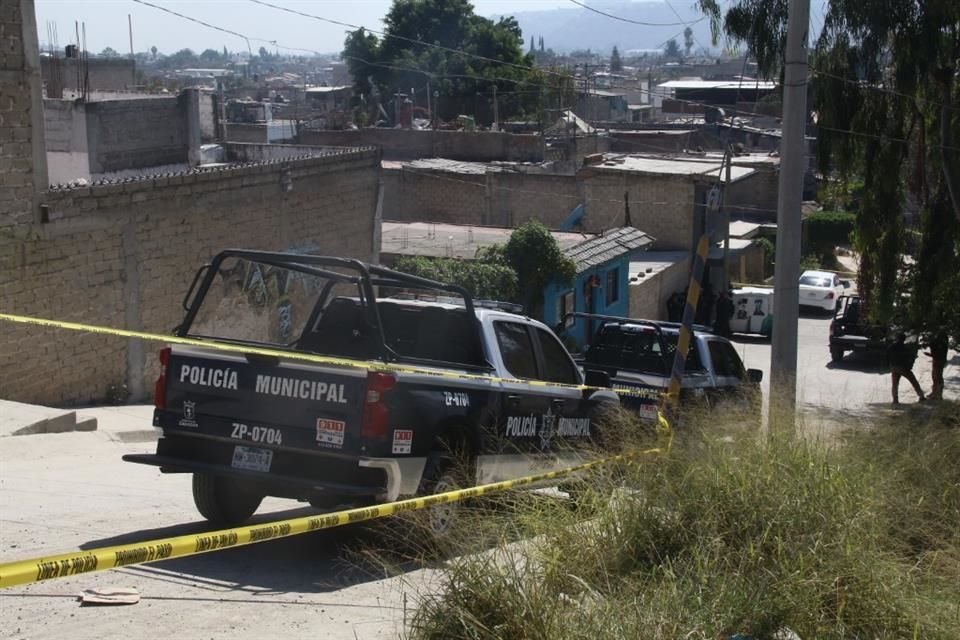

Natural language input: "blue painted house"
[543,227,654,348]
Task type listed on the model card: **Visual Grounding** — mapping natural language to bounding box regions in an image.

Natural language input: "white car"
[798,270,845,312]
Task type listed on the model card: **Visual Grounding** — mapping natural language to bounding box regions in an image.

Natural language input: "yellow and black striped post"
[661,234,711,419]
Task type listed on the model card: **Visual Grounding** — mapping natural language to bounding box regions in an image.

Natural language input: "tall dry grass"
[399,401,960,640]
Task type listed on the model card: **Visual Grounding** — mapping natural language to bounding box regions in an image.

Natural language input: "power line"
[248,0,541,78]
[566,0,701,27]
[133,0,960,155]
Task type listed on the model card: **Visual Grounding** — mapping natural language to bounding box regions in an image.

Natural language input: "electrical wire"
[566,0,701,28]
[131,0,960,155]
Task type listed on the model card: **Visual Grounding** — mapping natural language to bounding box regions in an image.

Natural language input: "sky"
[34,0,578,56]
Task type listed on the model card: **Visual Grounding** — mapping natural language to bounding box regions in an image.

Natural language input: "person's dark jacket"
[888,340,917,369]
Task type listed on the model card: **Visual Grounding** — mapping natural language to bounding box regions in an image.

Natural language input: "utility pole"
[127,14,135,87]
[769,0,810,434]
[492,84,499,131]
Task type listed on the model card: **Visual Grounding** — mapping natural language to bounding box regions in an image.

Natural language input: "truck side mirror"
[583,369,612,389]
[746,368,763,384]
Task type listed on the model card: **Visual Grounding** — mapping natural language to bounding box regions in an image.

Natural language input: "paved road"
[729,308,957,432]
[0,413,436,640]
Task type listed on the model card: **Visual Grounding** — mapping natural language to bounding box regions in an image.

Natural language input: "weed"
[404,402,960,640]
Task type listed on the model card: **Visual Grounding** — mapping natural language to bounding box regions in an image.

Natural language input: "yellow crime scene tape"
[0,447,666,590]
[0,312,661,401]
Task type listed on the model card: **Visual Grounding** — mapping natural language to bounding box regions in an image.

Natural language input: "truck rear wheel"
[417,451,475,539]
[830,346,845,362]
[192,474,263,526]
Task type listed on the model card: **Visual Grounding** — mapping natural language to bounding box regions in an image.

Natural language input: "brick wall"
[580,172,696,249]
[382,162,700,245]
[726,165,779,222]
[1,0,45,228]
[85,97,188,173]
[0,148,381,406]
[41,57,136,95]
[298,128,544,162]
[382,166,580,229]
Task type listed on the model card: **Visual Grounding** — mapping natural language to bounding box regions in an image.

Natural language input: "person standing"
[924,331,948,401]
[666,291,683,322]
[713,289,734,338]
[888,332,926,407]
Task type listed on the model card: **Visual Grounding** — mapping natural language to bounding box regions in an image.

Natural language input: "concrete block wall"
[580,172,696,249]
[1,0,45,228]
[297,128,544,162]
[85,97,187,173]
[382,166,580,230]
[382,162,698,244]
[628,257,690,321]
[0,148,381,405]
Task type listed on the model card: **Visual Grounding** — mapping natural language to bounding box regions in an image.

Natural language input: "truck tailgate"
[156,345,367,454]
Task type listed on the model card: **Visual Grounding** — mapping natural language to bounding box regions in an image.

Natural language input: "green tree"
[100,46,118,58]
[199,48,225,66]
[341,0,553,124]
[150,45,157,60]
[502,220,576,315]
[392,254,518,301]
[663,38,682,60]
[610,45,622,72]
[696,0,960,380]
[683,26,694,57]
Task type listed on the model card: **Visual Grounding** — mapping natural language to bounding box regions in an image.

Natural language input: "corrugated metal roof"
[658,80,777,90]
[564,227,654,272]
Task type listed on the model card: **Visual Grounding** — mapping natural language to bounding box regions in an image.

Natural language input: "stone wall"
[298,128,544,162]
[0,148,381,406]
[85,97,187,173]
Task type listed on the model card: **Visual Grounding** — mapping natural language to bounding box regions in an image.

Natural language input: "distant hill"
[497,1,716,56]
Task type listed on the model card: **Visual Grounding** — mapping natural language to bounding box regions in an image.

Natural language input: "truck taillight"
[825,291,835,300]
[154,347,171,410]
[361,372,396,440]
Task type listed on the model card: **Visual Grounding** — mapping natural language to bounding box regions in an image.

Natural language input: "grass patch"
[405,404,960,639]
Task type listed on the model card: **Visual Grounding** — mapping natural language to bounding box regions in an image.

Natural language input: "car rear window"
[585,324,705,374]
[799,275,831,287]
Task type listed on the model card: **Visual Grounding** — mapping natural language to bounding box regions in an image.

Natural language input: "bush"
[804,211,856,260]
[406,405,960,640]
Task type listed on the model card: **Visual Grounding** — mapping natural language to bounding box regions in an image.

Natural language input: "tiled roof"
[565,227,654,272]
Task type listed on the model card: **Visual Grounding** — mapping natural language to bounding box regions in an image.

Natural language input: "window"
[556,290,574,324]
[708,340,746,379]
[605,268,619,305]
[799,274,831,287]
[535,328,579,384]
[494,322,538,380]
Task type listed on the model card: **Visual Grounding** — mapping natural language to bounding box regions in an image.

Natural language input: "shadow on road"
[799,306,834,319]
[78,505,416,595]
[825,353,887,373]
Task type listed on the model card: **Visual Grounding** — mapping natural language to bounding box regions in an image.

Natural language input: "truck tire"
[417,450,475,539]
[192,474,263,525]
[830,346,844,362]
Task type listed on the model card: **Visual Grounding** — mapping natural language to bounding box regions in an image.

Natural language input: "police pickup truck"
[560,313,762,422]
[124,250,618,528]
